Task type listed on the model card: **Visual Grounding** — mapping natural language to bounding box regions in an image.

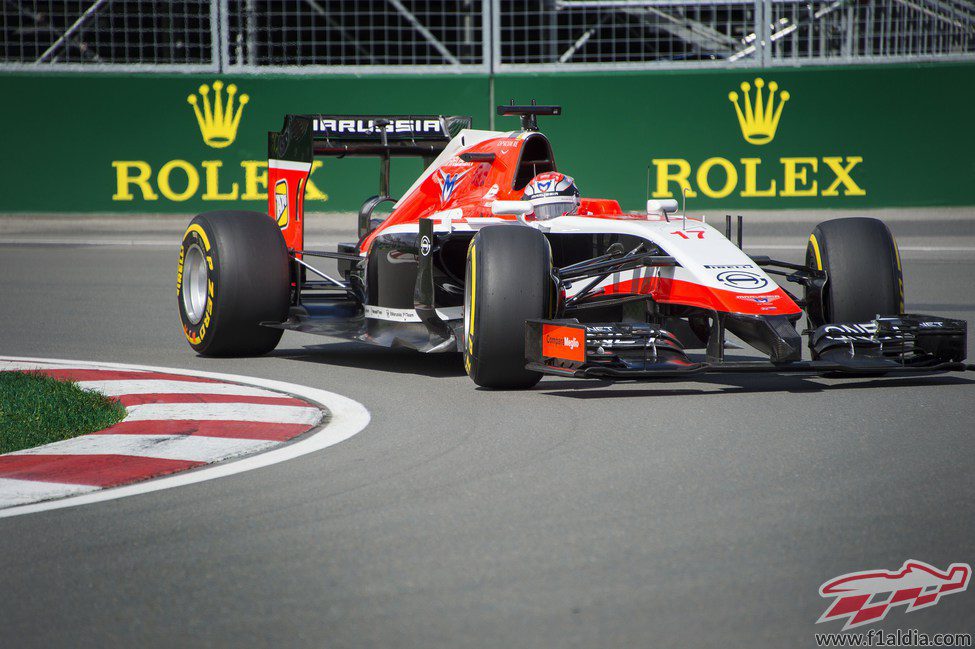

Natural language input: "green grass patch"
[0,371,127,454]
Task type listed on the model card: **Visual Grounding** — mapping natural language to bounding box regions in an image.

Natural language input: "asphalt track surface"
[1,210,973,648]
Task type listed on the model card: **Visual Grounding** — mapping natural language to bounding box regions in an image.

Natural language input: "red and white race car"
[177,104,969,388]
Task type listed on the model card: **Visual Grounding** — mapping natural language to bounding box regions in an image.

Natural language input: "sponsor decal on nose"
[541,324,586,362]
[716,270,768,290]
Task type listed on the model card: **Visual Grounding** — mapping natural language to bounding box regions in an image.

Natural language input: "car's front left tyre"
[177,210,290,356]
[463,225,553,389]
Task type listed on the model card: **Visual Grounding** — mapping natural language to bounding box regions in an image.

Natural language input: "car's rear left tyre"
[804,217,904,328]
[177,210,290,356]
[464,225,552,389]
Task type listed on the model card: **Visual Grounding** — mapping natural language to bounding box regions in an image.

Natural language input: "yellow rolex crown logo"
[728,78,789,146]
[187,80,249,149]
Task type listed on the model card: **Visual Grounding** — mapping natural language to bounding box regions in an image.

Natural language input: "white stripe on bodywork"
[376,217,505,238]
[124,403,324,425]
[75,379,284,397]
[0,479,98,509]
[363,305,464,322]
[10,434,276,463]
[267,158,312,172]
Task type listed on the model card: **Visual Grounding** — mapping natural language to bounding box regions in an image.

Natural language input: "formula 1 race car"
[176,104,970,388]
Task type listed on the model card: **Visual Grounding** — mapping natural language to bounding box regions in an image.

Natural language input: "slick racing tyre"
[464,225,552,389]
[804,217,904,328]
[177,210,290,356]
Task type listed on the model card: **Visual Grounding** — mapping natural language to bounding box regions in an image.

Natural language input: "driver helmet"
[523,172,580,220]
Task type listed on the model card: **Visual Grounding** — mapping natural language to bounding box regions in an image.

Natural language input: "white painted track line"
[0,479,98,509]
[11,434,277,463]
[749,244,975,252]
[0,238,178,247]
[0,356,371,519]
[124,402,324,424]
[76,379,283,397]
[0,361,140,372]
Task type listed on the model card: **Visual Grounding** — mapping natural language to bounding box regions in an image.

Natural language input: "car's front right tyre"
[804,216,904,328]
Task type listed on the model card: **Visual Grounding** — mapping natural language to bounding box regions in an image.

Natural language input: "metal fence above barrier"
[496,0,975,69]
[1,1,218,71]
[2,0,973,73]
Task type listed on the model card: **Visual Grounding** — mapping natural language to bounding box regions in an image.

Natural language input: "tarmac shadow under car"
[273,341,466,379]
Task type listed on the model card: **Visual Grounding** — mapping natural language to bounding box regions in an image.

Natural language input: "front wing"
[525,315,971,379]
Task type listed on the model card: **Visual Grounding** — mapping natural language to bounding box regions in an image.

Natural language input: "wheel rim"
[182,243,209,325]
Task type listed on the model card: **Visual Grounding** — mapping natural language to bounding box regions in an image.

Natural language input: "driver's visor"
[533,201,578,221]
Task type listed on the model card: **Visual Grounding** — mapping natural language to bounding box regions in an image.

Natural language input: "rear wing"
[267,114,472,250]
[268,114,472,162]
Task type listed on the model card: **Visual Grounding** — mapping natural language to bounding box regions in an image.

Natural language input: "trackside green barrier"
[0,63,972,213]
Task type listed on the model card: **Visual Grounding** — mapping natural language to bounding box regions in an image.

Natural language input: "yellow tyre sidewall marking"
[185,223,212,253]
[893,237,905,312]
[176,246,185,294]
[464,241,476,375]
[178,223,216,346]
[808,233,823,270]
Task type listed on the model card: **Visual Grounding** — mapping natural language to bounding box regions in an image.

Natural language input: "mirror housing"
[647,199,679,216]
[491,200,534,217]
